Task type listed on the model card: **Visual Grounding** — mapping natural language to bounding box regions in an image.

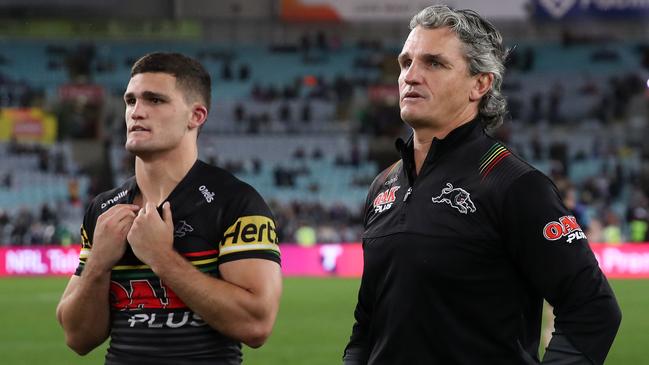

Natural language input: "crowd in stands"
[0,34,648,245]
[0,203,77,245]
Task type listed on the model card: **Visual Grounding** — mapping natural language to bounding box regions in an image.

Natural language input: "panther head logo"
[432,183,477,214]
[174,220,194,238]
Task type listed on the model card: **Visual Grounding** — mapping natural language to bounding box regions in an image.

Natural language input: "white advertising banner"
[280,0,528,21]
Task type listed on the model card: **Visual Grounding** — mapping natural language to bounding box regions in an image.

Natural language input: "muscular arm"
[151,255,282,348]
[56,204,139,355]
[56,268,111,355]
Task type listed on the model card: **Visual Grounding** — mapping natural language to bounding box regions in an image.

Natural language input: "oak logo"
[110,279,186,310]
[543,215,586,243]
[221,216,280,255]
[127,311,206,329]
[373,186,400,213]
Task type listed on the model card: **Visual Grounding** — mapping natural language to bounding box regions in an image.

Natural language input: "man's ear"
[188,103,208,130]
[470,73,494,101]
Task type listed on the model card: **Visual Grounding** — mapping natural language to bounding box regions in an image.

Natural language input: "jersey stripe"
[480,143,511,180]
[183,249,219,257]
[220,243,281,255]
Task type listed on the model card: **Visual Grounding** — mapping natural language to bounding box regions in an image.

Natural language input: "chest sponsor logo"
[199,185,214,203]
[543,215,586,243]
[100,189,128,209]
[174,220,194,238]
[127,311,207,329]
[373,186,400,213]
[432,183,476,214]
[110,279,186,310]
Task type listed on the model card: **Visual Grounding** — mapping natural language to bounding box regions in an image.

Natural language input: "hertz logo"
[220,216,280,255]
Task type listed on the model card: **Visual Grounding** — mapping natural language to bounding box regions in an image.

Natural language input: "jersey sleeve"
[74,203,96,276]
[343,177,382,365]
[343,274,371,365]
[502,170,621,365]
[218,183,281,265]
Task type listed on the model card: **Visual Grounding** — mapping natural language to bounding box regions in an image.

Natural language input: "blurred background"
[0,0,647,364]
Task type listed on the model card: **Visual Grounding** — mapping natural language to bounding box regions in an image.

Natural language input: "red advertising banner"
[1,244,648,278]
[58,83,105,104]
[590,244,649,279]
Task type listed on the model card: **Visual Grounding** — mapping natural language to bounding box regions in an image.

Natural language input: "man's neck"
[411,113,476,175]
[134,148,198,206]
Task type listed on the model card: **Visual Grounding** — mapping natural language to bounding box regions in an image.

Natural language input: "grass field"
[0,277,646,364]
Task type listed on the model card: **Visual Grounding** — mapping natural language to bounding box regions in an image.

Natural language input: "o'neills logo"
[543,215,586,243]
[199,185,214,203]
[373,186,400,213]
[101,190,128,209]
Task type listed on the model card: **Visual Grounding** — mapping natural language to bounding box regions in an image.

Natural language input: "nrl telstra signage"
[533,0,649,19]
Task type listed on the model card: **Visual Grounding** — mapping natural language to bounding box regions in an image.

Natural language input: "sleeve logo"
[221,215,279,255]
[543,215,586,243]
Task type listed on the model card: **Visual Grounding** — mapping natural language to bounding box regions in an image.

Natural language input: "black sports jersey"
[75,160,280,365]
[343,119,620,365]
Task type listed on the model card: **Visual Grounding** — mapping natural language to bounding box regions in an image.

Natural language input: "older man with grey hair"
[343,5,620,365]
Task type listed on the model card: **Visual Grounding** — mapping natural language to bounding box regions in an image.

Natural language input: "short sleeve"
[74,203,96,276]
[218,184,281,265]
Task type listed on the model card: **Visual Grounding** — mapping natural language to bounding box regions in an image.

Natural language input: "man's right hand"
[86,204,140,272]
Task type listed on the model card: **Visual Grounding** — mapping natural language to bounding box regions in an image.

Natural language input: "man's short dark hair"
[131,52,211,112]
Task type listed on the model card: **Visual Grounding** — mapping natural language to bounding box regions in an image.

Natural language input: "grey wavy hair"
[410,5,509,130]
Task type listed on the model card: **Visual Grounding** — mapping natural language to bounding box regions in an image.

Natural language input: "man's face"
[398,26,479,129]
[123,72,193,156]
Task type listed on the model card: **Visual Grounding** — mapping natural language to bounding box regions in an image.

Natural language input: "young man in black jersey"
[343,5,620,365]
[57,53,282,364]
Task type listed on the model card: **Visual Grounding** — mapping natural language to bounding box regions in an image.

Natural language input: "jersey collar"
[121,159,204,209]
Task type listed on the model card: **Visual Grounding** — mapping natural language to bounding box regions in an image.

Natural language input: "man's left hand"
[127,201,175,267]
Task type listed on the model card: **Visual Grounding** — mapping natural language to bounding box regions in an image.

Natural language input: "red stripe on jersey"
[481,151,511,180]
[182,249,219,257]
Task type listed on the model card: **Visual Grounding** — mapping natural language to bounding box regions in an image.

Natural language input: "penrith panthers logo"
[174,220,194,238]
[432,183,476,214]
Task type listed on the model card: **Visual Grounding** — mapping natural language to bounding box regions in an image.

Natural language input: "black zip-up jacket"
[343,119,621,365]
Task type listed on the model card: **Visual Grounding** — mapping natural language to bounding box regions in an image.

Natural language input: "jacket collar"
[395,117,484,183]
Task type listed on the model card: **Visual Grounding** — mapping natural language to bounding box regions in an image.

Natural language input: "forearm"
[56,265,112,355]
[151,252,278,347]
